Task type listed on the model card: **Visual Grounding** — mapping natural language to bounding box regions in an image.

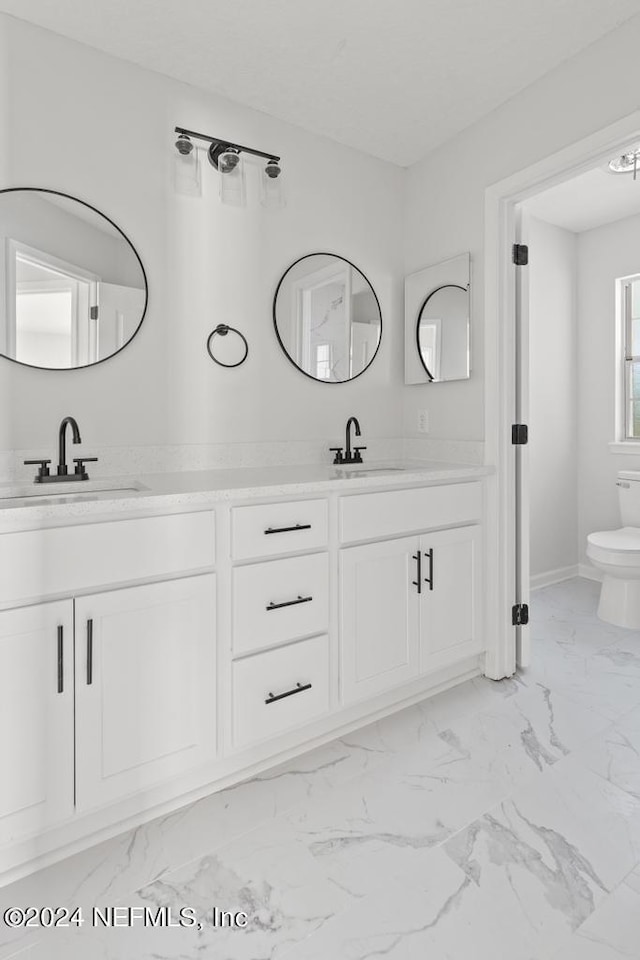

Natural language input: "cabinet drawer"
[233,553,329,655]
[340,482,482,544]
[231,499,328,560]
[232,635,330,748]
[0,511,215,605]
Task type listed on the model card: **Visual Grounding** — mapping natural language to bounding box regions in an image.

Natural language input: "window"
[621,275,640,440]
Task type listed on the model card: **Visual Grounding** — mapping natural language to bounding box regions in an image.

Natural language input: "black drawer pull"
[411,551,422,594]
[424,548,434,591]
[265,681,312,705]
[87,619,94,685]
[266,595,313,612]
[57,626,64,694]
[264,524,311,535]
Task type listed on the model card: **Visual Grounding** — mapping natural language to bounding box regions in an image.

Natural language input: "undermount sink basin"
[335,465,407,478]
[0,478,149,504]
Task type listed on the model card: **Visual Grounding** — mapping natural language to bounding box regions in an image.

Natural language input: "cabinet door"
[0,601,74,846]
[75,575,216,811]
[420,525,482,673]
[341,537,420,704]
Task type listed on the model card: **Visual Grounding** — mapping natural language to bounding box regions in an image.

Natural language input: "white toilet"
[587,470,640,629]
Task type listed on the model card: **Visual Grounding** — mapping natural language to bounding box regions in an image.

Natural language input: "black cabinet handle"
[264,524,311,535]
[57,626,64,693]
[86,619,93,685]
[266,595,313,612]
[424,548,434,591]
[265,681,312,705]
[411,551,422,594]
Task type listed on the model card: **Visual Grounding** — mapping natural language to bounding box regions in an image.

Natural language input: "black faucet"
[24,416,98,483]
[58,416,82,477]
[331,417,367,465]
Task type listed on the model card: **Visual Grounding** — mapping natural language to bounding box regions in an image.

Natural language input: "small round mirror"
[0,188,147,370]
[416,284,469,382]
[273,253,382,383]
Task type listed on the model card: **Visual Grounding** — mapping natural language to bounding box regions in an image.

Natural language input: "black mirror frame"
[272,252,383,385]
[415,282,468,382]
[0,186,148,372]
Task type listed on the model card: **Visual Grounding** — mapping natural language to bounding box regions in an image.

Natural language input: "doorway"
[483,109,640,680]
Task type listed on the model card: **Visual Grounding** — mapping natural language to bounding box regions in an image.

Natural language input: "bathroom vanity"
[0,460,489,883]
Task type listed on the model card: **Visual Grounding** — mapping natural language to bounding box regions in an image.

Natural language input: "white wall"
[403,13,640,444]
[577,213,640,567]
[526,216,578,581]
[0,15,405,453]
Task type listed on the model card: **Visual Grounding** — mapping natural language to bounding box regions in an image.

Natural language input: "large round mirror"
[273,253,382,383]
[416,283,469,382]
[0,188,147,370]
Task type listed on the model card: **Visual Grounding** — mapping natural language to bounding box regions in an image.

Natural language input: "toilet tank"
[618,471,640,525]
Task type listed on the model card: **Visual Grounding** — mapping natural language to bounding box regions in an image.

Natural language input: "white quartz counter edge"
[0,460,493,531]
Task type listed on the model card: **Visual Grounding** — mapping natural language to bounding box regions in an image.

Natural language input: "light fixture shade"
[173,142,202,197]
[608,146,640,175]
[261,159,286,209]
[219,149,246,206]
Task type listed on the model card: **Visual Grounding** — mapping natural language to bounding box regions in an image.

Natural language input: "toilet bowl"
[587,471,640,629]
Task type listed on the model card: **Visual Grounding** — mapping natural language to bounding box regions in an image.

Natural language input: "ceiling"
[1,0,640,166]
[524,160,640,233]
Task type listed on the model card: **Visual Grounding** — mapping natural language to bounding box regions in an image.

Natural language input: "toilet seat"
[587,526,640,566]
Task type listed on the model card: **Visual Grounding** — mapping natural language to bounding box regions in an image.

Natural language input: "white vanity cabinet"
[0,511,217,855]
[0,601,75,847]
[340,482,483,705]
[340,537,421,702]
[0,470,488,885]
[420,524,482,673]
[74,575,216,811]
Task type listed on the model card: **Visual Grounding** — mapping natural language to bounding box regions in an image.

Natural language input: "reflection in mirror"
[0,188,147,369]
[273,253,382,383]
[417,284,469,381]
[404,252,471,385]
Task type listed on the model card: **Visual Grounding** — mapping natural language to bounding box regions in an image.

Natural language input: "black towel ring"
[206,324,249,368]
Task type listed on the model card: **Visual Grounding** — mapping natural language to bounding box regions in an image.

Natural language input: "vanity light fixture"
[173,133,202,196]
[608,145,640,179]
[173,126,284,207]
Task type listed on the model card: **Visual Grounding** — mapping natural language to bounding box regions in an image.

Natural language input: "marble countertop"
[0,460,492,529]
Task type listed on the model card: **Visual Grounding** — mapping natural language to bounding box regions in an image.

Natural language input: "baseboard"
[579,562,603,582]
[530,564,579,590]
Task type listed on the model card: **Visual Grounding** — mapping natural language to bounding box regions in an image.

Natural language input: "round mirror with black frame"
[273,253,382,383]
[0,187,147,370]
[416,283,469,382]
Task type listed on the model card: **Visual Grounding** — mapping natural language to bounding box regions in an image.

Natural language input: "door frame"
[483,108,640,680]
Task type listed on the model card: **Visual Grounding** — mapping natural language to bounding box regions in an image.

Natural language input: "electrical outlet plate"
[418,410,429,433]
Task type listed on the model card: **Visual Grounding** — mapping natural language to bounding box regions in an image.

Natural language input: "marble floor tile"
[549,865,640,959]
[282,683,597,898]
[39,818,356,960]
[286,856,541,960]
[569,703,640,803]
[443,760,640,959]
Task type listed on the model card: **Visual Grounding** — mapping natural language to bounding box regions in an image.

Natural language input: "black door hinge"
[512,603,529,626]
[512,424,528,445]
[512,243,528,265]
[90,306,99,320]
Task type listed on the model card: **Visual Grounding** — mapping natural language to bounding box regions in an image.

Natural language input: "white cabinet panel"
[232,635,330,748]
[75,575,216,811]
[231,499,328,560]
[0,512,215,606]
[233,553,329,655]
[420,525,482,673]
[340,482,482,544]
[0,601,74,846]
[340,537,420,704]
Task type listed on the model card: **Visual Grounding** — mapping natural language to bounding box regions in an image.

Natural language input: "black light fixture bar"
[174,126,280,163]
